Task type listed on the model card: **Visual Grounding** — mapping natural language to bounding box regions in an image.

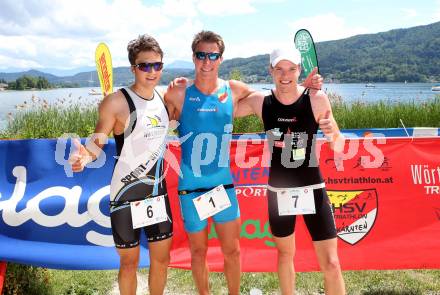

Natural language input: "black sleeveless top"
[262,89,324,188]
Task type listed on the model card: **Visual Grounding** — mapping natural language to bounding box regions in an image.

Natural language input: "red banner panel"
[167,137,440,272]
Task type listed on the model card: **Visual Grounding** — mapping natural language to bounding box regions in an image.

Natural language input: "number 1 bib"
[193,185,231,221]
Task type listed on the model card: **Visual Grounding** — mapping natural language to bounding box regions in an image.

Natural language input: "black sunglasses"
[133,62,164,72]
[194,52,222,61]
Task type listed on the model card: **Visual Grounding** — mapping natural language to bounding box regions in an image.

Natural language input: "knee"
[191,246,208,262]
[119,256,139,273]
[222,245,240,260]
[277,248,294,261]
[321,257,341,273]
[151,253,170,267]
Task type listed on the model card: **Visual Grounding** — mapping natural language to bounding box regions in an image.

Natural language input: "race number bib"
[292,148,306,160]
[130,195,168,229]
[277,188,315,216]
[193,185,231,221]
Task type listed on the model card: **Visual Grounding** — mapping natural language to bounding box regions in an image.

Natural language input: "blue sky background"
[0,0,439,73]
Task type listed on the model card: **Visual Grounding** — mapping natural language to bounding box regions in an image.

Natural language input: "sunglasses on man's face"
[133,62,164,73]
[194,52,222,61]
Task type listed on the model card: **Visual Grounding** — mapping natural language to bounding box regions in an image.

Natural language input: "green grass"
[3,264,117,295]
[165,269,440,295]
[1,104,98,139]
[5,266,439,295]
[47,269,117,295]
[331,97,440,129]
[1,94,439,139]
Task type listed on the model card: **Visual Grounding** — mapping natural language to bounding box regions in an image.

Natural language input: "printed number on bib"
[130,195,168,229]
[193,185,231,221]
[277,188,315,216]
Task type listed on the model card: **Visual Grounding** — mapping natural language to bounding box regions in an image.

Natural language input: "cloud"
[159,18,204,62]
[0,0,171,39]
[224,39,291,60]
[0,34,100,69]
[288,13,370,42]
[162,0,198,17]
[401,8,418,19]
[0,54,41,70]
[0,0,193,69]
[197,0,256,16]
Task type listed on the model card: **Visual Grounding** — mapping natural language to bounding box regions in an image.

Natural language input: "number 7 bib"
[193,185,231,221]
[277,188,316,216]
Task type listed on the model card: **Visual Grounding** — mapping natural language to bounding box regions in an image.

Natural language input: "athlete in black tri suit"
[69,34,173,295]
[236,47,346,295]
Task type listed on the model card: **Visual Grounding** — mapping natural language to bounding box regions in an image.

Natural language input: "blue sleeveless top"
[178,79,234,190]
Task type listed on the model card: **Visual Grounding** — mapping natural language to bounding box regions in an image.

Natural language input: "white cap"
[270,47,301,67]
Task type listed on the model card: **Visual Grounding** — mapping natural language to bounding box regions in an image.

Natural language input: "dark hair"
[127,34,163,65]
[191,30,225,55]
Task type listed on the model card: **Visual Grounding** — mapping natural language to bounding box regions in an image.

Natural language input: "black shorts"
[110,193,173,248]
[267,187,337,241]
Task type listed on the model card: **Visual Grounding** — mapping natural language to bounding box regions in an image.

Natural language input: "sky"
[0,0,439,73]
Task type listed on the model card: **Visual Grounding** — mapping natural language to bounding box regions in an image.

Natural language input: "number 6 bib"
[193,185,231,221]
[130,195,168,229]
[277,188,316,216]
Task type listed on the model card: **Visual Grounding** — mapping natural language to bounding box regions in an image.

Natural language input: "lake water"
[0,83,438,129]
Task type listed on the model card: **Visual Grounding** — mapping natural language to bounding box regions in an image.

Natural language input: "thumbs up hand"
[318,110,335,142]
[303,67,322,90]
[68,139,93,172]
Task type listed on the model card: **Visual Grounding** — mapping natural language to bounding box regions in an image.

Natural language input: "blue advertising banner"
[0,138,150,269]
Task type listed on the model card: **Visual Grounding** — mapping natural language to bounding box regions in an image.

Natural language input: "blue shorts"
[179,187,240,233]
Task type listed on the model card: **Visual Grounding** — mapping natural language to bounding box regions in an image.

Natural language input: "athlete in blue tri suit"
[178,79,240,233]
[166,31,323,295]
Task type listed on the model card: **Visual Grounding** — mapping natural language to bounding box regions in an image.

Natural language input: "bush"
[4,264,51,295]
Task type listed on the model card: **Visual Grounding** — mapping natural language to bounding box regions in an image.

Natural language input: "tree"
[230,68,242,81]
[8,75,52,90]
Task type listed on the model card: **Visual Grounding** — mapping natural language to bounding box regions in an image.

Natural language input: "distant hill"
[217,21,440,83]
[165,60,194,69]
[316,21,440,82]
[0,70,59,83]
[0,67,194,87]
[1,21,439,84]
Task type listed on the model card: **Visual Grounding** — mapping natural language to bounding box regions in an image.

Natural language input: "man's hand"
[167,77,188,92]
[319,110,336,142]
[68,139,93,172]
[302,67,323,90]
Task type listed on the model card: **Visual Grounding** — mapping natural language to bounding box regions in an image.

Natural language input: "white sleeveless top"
[110,87,169,202]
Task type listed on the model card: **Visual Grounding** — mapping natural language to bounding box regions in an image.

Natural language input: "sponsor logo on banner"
[0,166,113,247]
[352,156,392,171]
[328,189,378,245]
[325,156,391,171]
[235,185,267,197]
[410,164,440,195]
